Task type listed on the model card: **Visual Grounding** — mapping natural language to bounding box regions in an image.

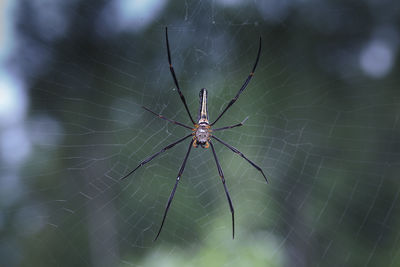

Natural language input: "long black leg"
[209,141,235,239]
[211,37,262,126]
[142,106,193,130]
[165,27,196,125]
[120,134,192,180]
[213,116,249,132]
[154,139,194,241]
[211,135,269,183]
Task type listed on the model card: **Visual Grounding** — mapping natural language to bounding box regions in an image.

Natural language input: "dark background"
[1,0,400,266]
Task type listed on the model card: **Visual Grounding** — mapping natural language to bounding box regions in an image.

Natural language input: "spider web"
[2,0,400,266]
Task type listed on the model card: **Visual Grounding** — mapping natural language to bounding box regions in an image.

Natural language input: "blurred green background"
[1,0,400,266]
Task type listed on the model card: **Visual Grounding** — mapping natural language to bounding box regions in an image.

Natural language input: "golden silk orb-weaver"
[121,27,268,241]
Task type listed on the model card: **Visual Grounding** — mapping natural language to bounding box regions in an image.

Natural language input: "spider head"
[193,123,211,148]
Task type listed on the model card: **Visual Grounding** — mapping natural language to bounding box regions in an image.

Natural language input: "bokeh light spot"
[0,74,27,126]
[359,39,394,78]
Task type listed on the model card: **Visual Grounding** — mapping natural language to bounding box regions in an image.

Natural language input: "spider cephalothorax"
[121,27,268,241]
[193,123,211,148]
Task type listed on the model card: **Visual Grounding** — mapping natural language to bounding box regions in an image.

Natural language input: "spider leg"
[209,141,235,239]
[212,116,249,132]
[211,135,269,184]
[165,27,196,125]
[211,37,261,126]
[142,106,193,130]
[120,133,192,180]
[154,139,194,241]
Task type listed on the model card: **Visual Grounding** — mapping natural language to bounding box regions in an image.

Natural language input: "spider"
[121,27,268,241]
